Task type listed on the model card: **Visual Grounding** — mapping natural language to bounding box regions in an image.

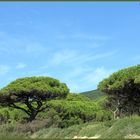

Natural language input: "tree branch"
[9,103,31,116]
[38,107,47,112]
[25,97,36,111]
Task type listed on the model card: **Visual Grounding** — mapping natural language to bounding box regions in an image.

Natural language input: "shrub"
[66,93,90,101]
[58,116,83,128]
[46,99,109,128]
[16,118,52,134]
[0,107,10,124]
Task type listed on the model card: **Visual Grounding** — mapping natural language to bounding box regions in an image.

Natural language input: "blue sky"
[0,2,140,93]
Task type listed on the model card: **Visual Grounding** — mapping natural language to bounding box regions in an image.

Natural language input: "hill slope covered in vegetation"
[80,89,105,100]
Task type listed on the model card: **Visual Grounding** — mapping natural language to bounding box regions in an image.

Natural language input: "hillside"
[80,89,105,100]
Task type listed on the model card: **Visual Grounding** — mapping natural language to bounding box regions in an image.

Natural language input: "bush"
[66,93,90,101]
[0,122,20,138]
[46,98,110,128]
[0,107,10,124]
[16,118,52,134]
[58,116,83,128]
[0,93,111,128]
[95,110,112,122]
[0,107,27,124]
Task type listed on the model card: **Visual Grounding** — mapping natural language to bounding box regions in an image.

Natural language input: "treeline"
[0,93,111,128]
[0,64,140,131]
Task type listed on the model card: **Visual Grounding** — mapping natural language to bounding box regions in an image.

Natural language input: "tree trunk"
[111,108,119,120]
[27,110,38,122]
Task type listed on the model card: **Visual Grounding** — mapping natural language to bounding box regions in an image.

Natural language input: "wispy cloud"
[0,32,47,56]
[48,49,118,66]
[82,67,113,85]
[38,48,118,92]
[61,66,115,92]
[50,49,77,65]
[0,31,116,92]
[81,67,115,92]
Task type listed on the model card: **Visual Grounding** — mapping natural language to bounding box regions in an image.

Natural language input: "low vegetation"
[0,115,140,139]
[81,89,105,100]
[0,64,140,138]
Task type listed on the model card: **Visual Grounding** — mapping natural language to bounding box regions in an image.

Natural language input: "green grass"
[31,115,140,139]
[0,122,24,139]
[0,114,140,139]
[102,115,140,138]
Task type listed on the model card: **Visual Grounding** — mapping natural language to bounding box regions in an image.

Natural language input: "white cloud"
[83,67,113,84]
[0,32,47,56]
[88,51,118,61]
[59,65,115,93]
[39,49,117,92]
[48,49,118,66]
[16,63,27,69]
[71,67,113,92]
[0,65,10,76]
[0,31,116,92]
[50,49,77,65]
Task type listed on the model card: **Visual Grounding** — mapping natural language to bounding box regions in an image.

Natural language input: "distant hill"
[80,89,105,100]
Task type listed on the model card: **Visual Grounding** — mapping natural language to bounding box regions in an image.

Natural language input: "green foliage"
[95,95,108,106]
[48,100,98,118]
[0,108,10,124]
[95,110,112,121]
[46,96,111,128]
[10,109,27,121]
[34,121,111,139]
[1,76,69,99]
[0,64,140,138]
[81,90,105,100]
[43,108,62,127]
[0,92,110,127]
[0,76,69,122]
[37,93,90,119]
[66,93,90,101]
[58,116,83,128]
[98,64,140,90]
[98,64,140,117]
[38,93,111,128]
[94,96,112,121]
[0,107,27,124]
[102,115,140,138]
[32,115,140,139]
[1,115,140,139]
